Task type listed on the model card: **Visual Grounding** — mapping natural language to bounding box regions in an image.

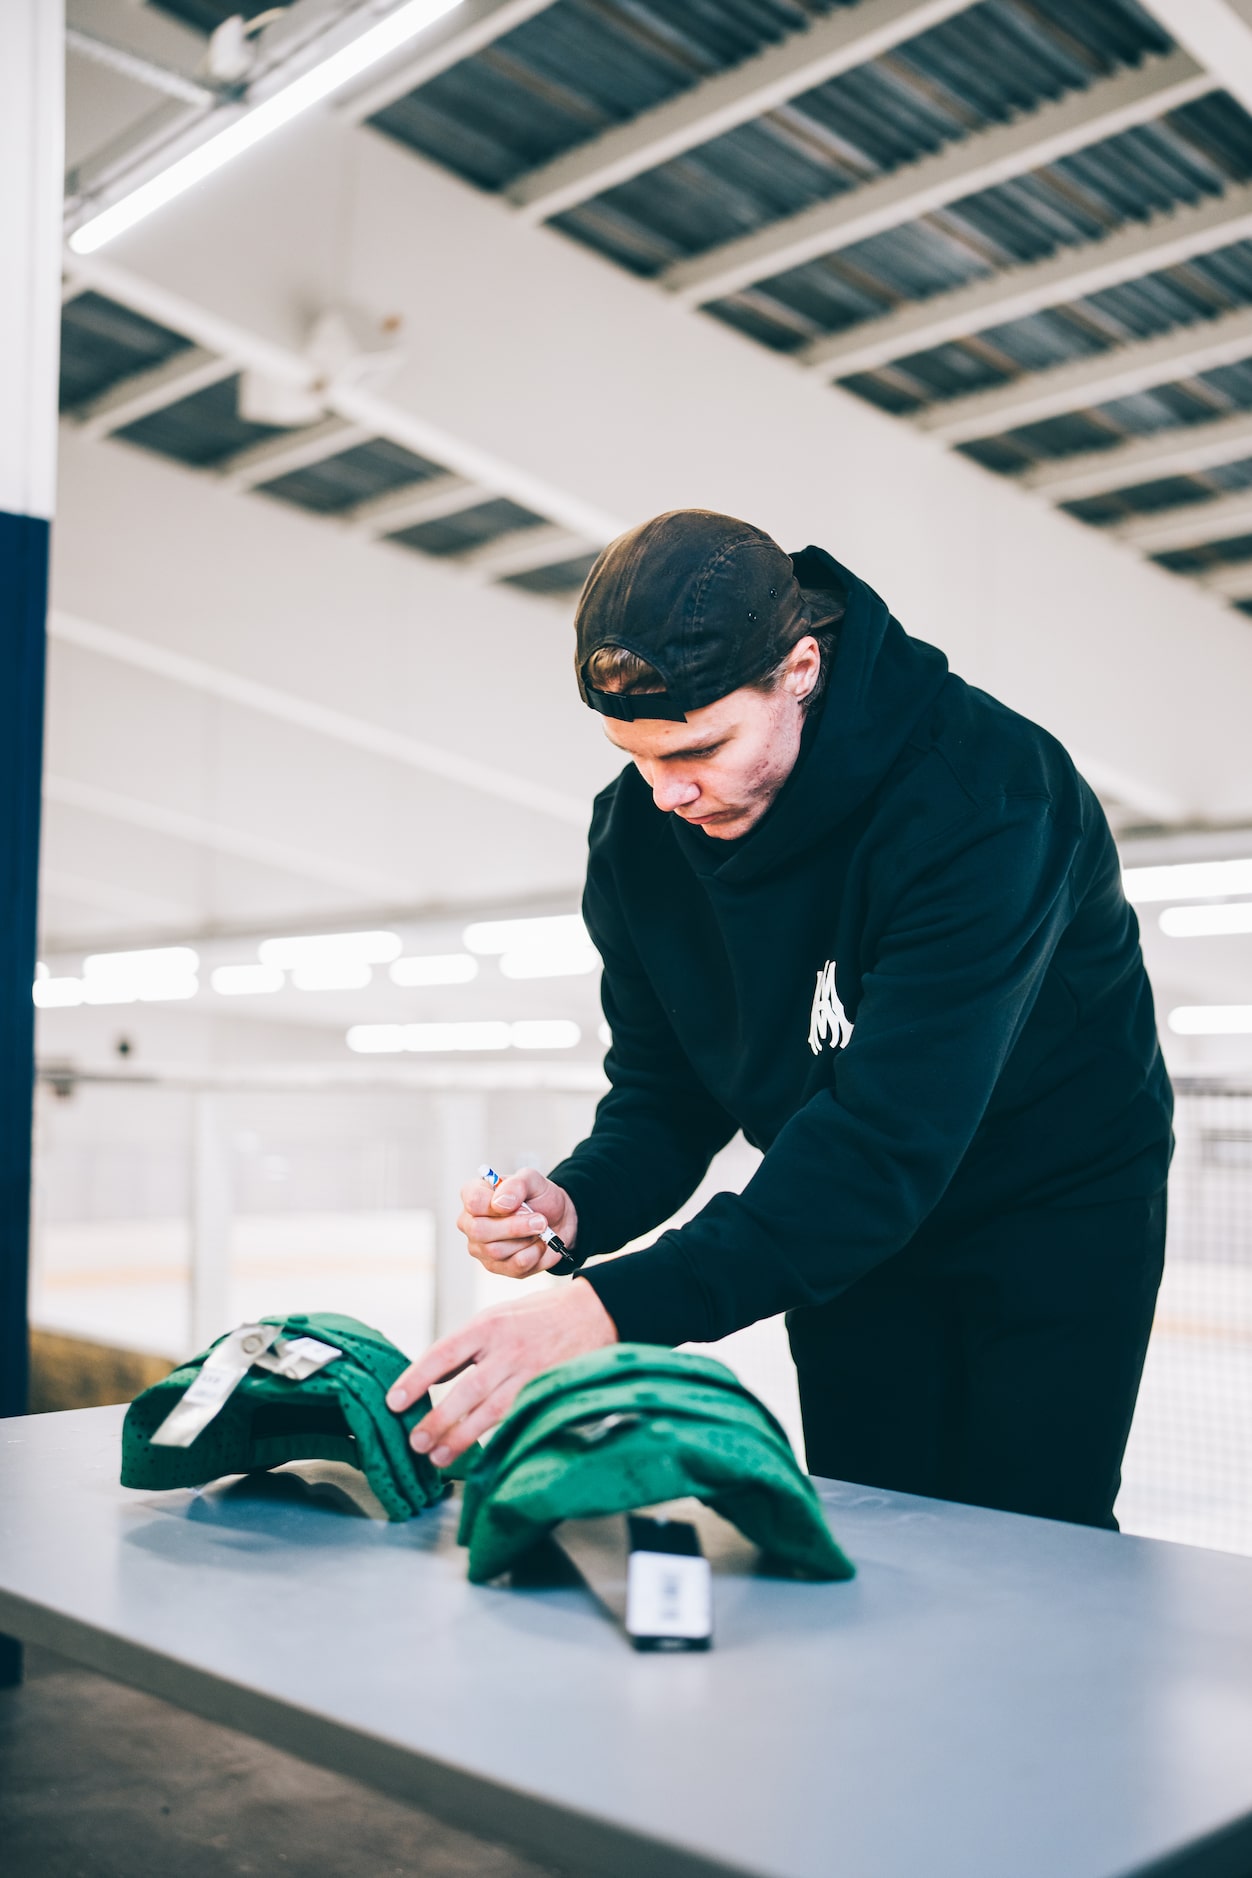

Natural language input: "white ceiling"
[41,0,1252,1072]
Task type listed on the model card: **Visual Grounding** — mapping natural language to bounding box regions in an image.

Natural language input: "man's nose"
[652,773,701,813]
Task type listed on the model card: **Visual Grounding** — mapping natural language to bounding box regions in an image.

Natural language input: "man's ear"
[787,635,822,699]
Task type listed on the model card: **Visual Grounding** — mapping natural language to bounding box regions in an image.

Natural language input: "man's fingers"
[387,1322,484,1410]
[419,1378,518,1467]
[476,1239,563,1278]
[477,1251,536,1277]
[458,1206,548,1246]
[491,1177,529,1212]
[460,1179,494,1216]
[408,1362,499,1457]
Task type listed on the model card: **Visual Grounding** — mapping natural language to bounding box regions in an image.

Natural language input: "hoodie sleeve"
[547,809,738,1261]
[581,797,1083,1346]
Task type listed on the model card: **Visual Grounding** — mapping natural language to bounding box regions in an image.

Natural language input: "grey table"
[3,1407,1252,1878]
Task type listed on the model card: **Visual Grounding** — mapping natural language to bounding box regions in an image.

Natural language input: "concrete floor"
[0,1646,566,1878]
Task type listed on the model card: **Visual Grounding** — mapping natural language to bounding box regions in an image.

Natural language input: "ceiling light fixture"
[68,0,465,255]
[347,1020,511,1053]
[1159,902,1252,938]
[1123,857,1252,903]
[291,962,374,992]
[82,946,200,1003]
[405,1020,512,1052]
[464,914,588,956]
[390,953,479,987]
[499,946,599,980]
[211,963,285,995]
[33,977,85,1009]
[347,1024,406,1054]
[1168,1006,1252,1035]
[259,930,400,969]
[346,1018,582,1053]
[510,1020,581,1050]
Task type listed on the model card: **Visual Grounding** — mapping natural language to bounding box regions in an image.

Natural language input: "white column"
[0,0,64,1691]
[0,0,63,527]
[434,1093,488,1339]
[190,1094,233,1349]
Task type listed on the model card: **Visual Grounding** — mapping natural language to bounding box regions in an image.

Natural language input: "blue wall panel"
[0,507,47,1689]
[0,508,48,1425]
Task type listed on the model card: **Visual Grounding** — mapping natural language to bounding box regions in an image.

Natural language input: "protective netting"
[1117,1081,1252,1556]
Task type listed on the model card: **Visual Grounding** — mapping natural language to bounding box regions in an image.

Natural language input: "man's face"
[602,638,820,840]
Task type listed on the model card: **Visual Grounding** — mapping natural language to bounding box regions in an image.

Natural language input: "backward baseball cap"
[121,1312,447,1521]
[458,1344,855,1584]
[575,509,821,722]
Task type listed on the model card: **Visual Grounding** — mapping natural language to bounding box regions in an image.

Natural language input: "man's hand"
[459,1167,578,1278]
[386,1279,617,1466]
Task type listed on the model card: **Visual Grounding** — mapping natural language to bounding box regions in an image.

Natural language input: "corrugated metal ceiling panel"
[709,91,1252,353]
[370,1,854,191]
[952,353,1252,474]
[847,238,1252,415]
[1155,530,1252,574]
[553,0,1172,276]
[258,437,447,515]
[60,292,191,413]
[500,551,600,594]
[114,374,295,468]
[837,238,1252,418]
[385,497,548,557]
[1060,453,1252,524]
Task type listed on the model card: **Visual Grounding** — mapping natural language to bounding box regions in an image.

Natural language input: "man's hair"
[584,586,845,711]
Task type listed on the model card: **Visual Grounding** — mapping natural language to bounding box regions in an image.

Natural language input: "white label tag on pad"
[149,1323,281,1448]
[626,1547,713,1645]
[251,1336,342,1382]
[555,1510,714,1650]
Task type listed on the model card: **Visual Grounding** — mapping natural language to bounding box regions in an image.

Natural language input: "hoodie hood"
[669,548,949,883]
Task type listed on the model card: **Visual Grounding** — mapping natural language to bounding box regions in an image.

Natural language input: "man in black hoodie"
[389,511,1173,1530]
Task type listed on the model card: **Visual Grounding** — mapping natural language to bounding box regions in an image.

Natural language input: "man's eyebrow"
[660,735,727,757]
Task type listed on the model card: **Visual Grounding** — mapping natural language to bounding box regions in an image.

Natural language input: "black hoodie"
[551,550,1174,1349]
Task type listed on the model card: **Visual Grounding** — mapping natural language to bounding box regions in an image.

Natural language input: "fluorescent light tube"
[347,1017,582,1053]
[83,982,138,1006]
[464,914,588,956]
[404,1021,511,1052]
[499,946,599,980]
[510,1020,580,1050]
[137,979,199,1002]
[390,953,479,987]
[81,946,200,1002]
[69,0,465,254]
[291,962,373,991]
[1123,858,1252,903]
[260,930,400,968]
[211,963,285,995]
[33,977,85,1008]
[347,1024,407,1053]
[1168,1005,1252,1035]
[1159,902,1252,937]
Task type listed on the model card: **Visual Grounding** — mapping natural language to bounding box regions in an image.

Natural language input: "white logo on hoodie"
[808,960,853,1056]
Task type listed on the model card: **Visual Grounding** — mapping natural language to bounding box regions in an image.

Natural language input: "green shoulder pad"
[460,1344,854,1584]
[121,1312,446,1521]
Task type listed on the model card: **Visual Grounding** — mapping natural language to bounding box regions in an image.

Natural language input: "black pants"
[787,1189,1167,1530]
